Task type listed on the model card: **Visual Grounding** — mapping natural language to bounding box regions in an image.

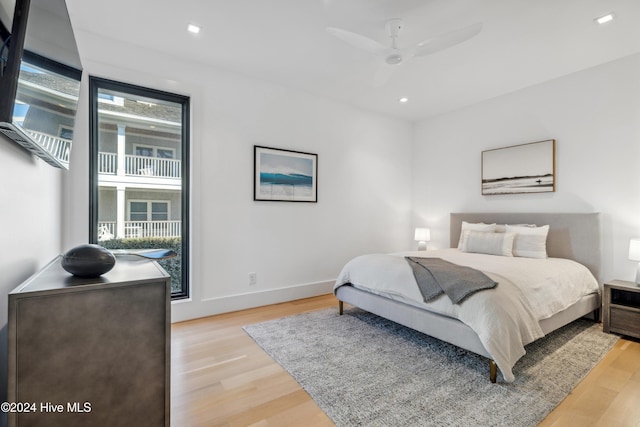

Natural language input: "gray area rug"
[243,307,618,427]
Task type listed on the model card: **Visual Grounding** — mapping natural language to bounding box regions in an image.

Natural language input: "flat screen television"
[0,0,82,169]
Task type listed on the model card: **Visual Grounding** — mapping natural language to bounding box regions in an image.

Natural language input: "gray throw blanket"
[405,257,498,304]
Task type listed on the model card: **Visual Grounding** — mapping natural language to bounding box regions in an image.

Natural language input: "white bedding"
[334,248,599,382]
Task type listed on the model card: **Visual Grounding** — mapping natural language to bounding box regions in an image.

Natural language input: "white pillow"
[457,222,497,248]
[505,224,550,259]
[460,230,515,257]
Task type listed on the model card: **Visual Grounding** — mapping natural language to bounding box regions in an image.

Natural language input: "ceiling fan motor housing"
[385,54,402,65]
[384,19,404,64]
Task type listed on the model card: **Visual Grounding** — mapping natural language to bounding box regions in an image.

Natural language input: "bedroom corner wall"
[411,52,640,284]
[66,31,414,323]
[0,137,63,427]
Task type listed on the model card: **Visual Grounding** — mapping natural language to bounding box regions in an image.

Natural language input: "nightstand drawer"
[609,306,640,339]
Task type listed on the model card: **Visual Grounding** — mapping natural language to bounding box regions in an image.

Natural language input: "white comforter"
[334,248,599,382]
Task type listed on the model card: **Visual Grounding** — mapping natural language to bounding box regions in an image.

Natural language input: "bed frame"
[336,212,601,383]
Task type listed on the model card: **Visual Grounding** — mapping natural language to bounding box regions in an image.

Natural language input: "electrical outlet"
[248,272,257,285]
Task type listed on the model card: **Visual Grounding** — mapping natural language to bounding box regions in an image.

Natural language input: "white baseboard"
[171,280,335,323]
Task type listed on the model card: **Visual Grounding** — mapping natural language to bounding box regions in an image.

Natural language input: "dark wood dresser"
[7,255,170,427]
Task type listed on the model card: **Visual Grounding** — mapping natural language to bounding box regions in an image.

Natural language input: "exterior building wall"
[126,132,181,158]
[98,188,180,221]
[125,189,181,220]
[97,118,182,240]
[98,128,117,153]
[23,109,75,138]
[98,188,117,222]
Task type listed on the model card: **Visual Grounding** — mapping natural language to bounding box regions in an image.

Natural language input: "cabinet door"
[12,282,168,427]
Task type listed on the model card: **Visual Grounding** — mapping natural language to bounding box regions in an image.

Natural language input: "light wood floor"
[171,294,640,427]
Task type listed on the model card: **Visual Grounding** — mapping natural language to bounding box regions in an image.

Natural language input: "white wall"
[412,52,640,284]
[66,31,414,322]
[0,136,63,419]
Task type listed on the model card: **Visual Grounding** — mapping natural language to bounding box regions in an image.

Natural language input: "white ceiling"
[65,0,640,122]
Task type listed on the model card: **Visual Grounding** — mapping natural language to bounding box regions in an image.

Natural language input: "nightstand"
[603,280,640,339]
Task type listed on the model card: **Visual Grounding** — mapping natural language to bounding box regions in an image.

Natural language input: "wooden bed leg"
[489,360,497,383]
[594,307,601,323]
[339,300,344,315]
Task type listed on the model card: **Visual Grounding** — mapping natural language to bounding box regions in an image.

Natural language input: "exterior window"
[157,148,174,159]
[129,201,149,221]
[152,202,169,220]
[59,126,74,140]
[98,93,125,106]
[135,146,154,157]
[134,144,175,159]
[89,77,190,298]
[128,200,170,221]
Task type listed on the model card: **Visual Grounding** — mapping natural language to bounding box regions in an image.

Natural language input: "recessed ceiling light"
[594,13,615,25]
[399,97,409,103]
[187,24,201,34]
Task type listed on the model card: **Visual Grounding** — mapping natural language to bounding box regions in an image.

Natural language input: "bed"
[334,212,601,383]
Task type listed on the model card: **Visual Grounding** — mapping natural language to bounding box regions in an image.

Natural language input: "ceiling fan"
[326,19,483,85]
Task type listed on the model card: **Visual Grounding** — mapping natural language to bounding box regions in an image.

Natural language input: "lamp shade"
[629,238,640,261]
[414,228,431,242]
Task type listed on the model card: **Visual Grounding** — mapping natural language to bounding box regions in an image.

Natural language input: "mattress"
[334,248,600,382]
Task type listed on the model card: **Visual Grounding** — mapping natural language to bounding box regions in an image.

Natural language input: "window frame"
[59,124,74,140]
[127,199,171,222]
[133,143,175,159]
[89,76,190,299]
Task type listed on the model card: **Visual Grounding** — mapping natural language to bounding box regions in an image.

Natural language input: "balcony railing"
[98,152,117,174]
[97,152,181,178]
[126,155,181,178]
[98,220,181,240]
[26,130,72,163]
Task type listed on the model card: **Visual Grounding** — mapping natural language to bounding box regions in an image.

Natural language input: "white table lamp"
[414,228,431,251]
[629,238,640,284]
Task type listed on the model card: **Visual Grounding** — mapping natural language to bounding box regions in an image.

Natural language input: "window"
[134,144,175,159]
[128,200,170,221]
[59,125,73,140]
[89,77,190,299]
[98,93,125,106]
[157,148,174,159]
[152,202,169,221]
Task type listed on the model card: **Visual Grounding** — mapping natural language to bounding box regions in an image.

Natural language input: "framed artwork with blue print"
[254,145,318,202]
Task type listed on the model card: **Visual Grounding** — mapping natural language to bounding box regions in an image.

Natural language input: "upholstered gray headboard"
[450,213,601,282]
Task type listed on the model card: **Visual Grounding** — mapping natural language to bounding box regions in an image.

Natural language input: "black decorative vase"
[61,244,116,277]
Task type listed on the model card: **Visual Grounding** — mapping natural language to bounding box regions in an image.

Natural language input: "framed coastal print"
[481,139,555,195]
[254,145,318,202]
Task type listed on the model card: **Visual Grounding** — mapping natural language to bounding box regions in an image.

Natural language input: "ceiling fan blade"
[326,27,389,56]
[413,22,483,57]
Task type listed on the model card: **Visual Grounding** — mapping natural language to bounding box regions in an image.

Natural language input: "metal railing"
[98,220,181,240]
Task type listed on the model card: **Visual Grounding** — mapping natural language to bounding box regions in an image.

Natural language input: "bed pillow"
[457,222,497,248]
[460,230,515,257]
[505,224,550,259]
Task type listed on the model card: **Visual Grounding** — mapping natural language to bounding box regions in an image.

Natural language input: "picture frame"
[254,145,318,202]
[481,139,555,195]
